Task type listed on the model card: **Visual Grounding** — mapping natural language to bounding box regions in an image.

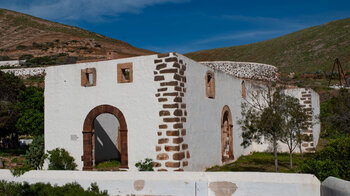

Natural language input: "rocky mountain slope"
[186,17,350,74]
[0,8,154,61]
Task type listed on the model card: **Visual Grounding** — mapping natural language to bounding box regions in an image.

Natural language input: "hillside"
[0,8,154,61]
[186,17,350,74]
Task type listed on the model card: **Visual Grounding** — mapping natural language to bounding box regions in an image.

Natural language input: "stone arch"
[221,105,234,163]
[82,104,128,170]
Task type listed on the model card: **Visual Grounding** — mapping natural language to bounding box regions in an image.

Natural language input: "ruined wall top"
[200,61,279,82]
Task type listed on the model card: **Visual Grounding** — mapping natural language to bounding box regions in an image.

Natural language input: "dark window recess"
[81,68,96,87]
[117,63,133,83]
[206,71,215,99]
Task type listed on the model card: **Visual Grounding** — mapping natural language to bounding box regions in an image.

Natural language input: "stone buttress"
[153,52,190,171]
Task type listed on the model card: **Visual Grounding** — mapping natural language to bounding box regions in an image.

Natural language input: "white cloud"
[0,0,189,21]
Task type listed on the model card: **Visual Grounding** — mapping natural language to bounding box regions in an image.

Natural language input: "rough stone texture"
[2,67,45,78]
[153,52,190,171]
[200,61,279,82]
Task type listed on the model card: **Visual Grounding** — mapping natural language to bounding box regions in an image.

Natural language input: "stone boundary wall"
[321,177,350,196]
[0,60,25,67]
[0,170,320,196]
[1,67,45,78]
[153,52,190,171]
[200,61,279,82]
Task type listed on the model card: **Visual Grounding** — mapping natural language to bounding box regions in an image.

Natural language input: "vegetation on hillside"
[0,8,154,60]
[186,17,350,75]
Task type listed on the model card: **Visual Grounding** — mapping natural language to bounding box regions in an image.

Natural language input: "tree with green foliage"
[300,137,350,181]
[0,71,25,145]
[320,89,350,138]
[279,95,310,168]
[16,86,44,136]
[24,135,46,169]
[11,135,46,176]
[47,148,77,170]
[239,85,309,172]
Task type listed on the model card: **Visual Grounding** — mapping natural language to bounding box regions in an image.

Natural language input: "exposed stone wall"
[153,52,190,171]
[200,61,279,82]
[1,67,45,78]
[300,89,315,153]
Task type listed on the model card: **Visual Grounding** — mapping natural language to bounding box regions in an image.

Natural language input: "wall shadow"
[94,118,120,164]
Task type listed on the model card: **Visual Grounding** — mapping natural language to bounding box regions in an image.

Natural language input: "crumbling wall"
[2,67,45,78]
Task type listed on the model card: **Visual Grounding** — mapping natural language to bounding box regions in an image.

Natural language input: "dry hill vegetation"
[0,8,154,61]
[186,17,350,75]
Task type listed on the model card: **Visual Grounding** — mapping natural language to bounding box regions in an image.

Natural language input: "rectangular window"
[81,68,96,87]
[117,63,133,83]
[206,71,215,99]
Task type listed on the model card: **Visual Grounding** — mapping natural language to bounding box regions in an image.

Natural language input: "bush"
[95,160,120,169]
[0,180,108,196]
[47,148,77,170]
[299,137,350,181]
[23,135,46,169]
[135,158,154,171]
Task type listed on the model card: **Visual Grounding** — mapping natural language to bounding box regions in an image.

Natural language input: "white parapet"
[0,170,320,196]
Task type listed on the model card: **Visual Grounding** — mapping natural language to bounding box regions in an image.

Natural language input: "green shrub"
[95,160,120,169]
[135,158,154,171]
[299,137,350,181]
[23,135,46,169]
[11,165,32,177]
[0,180,108,195]
[11,158,18,163]
[47,148,77,170]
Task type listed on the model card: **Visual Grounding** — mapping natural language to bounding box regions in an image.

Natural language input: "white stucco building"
[44,52,320,171]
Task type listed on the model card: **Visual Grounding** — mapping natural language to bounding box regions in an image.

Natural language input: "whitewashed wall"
[180,55,252,171]
[0,60,24,67]
[44,54,160,171]
[0,170,321,196]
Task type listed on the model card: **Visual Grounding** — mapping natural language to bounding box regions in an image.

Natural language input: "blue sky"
[1,0,350,53]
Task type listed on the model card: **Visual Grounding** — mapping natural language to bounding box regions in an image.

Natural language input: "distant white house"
[44,52,320,171]
[0,60,25,67]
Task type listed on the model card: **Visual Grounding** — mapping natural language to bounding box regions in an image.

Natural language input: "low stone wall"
[1,67,45,78]
[200,61,279,82]
[0,170,320,196]
[321,177,350,196]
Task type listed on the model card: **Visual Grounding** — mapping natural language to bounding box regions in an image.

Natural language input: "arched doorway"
[82,105,128,170]
[221,105,234,163]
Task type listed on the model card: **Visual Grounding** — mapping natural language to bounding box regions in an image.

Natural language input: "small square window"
[81,68,96,87]
[117,63,133,83]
